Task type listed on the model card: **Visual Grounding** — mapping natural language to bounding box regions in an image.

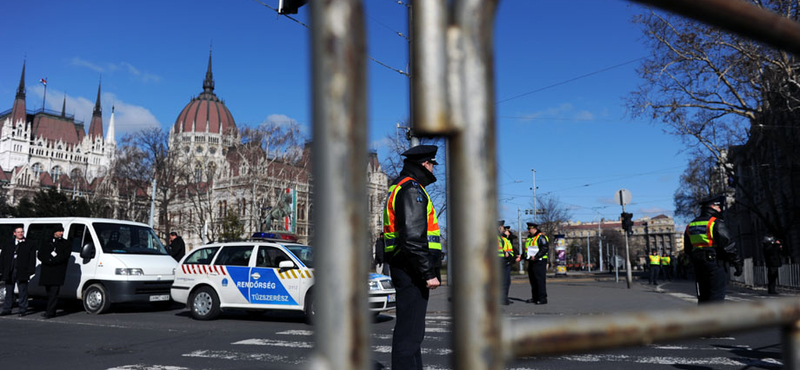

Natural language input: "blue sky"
[0,0,690,226]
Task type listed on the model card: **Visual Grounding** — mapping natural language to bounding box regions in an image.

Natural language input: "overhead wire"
[249,0,409,77]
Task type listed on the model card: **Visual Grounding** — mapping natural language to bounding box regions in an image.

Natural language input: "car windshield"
[285,245,313,268]
[93,222,169,255]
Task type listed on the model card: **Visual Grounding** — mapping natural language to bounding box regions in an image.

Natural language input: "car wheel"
[0,283,5,307]
[83,283,111,315]
[190,286,220,320]
[304,290,315,325]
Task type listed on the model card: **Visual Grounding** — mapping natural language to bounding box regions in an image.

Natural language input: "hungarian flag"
[39,78,47,86]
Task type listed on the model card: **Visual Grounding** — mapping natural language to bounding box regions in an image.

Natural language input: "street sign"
[616,189,632,206]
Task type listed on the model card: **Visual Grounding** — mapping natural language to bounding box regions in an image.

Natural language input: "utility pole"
[517,207,523,273]
[531,169,536,223]
[586,234,591,272]
[598,219,603,272]
[148,178,157,227]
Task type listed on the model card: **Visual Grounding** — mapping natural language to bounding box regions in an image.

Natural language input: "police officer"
[684,195,742,304]
[648,250,661,285]
[661,252,672,281]
[383,144,441,370]
[498,221,518,305]
[0,227,36,316]
[524,222,549,304]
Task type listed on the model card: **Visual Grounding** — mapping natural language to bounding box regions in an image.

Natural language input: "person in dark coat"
[0,227,37,316]
[763,235,783,295]
[168,232,186,262]
[38,226,71,319]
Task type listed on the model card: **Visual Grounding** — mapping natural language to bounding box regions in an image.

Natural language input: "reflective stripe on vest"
[497,236,512,257]
[686,217,716,250]
[649,255,661,265]
[525,234,548,259]
[661,256,670,266]
[383,177,442,254]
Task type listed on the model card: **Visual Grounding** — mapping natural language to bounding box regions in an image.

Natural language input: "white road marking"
[425,327,449,333]
[276,329,314,336]
[559,354,781,367]
[108,366,190,370]
[183,349,297,363]
[233,338,313,348]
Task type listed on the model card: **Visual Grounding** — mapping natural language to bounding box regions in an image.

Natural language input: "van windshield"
[93,223,169,255]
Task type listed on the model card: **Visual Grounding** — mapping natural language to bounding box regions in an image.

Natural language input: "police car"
[170,232,396,321]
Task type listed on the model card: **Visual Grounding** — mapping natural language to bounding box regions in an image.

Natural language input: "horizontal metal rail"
[506,298,800,359]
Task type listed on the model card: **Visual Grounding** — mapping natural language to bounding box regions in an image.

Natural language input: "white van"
[0,218,177,314]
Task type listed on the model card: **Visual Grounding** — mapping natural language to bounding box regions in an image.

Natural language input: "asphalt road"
[0,273,790,370]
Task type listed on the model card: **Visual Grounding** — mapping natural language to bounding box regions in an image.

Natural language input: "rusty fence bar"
[309,1,369,370]
[505,298,800,360]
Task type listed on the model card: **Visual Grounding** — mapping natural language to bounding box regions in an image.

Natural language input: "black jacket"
[527,231,549,261]
[0,238,37,283]
[386,161,439,282]
[374,236,385,265]
[764,242,782,268]
[684,209,740,265]
[38,237,71,286]
[170,237,186,262]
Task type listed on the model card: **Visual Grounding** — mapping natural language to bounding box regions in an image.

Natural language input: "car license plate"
[387,294,396,303]
[149,294,170,302]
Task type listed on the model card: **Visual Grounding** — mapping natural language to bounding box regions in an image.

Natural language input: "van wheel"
[0,283,5,308]
[304,291,315,325]
[190,287,220,320]
[83,283,111,315]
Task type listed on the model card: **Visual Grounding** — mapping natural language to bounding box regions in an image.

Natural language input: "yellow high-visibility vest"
[649,254,661,265]
[383,177,441,254]
[525,234,548,259]
[686,217,716,250]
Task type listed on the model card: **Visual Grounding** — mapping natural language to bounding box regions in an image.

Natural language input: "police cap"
[763,235,776,245]
[504,225,511,230]
[53,225,64,232]
[498,220,505,227]
[401,145,438,165]
[526,222,539,229]
[699,194,724,208]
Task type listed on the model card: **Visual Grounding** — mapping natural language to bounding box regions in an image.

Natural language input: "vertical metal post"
[448,0,503,369]
[149,178,157,227]
[410,0,450,134]
[621,198,633,289]
[598,219,603,272]
[782,321,800,368]
[532,169,536,223]
[309,1,369,369]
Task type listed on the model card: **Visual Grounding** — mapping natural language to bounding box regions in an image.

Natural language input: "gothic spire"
[16,60,26,99]
[93,80,102,116]
[61,94,67,117]
[202,45,215,94]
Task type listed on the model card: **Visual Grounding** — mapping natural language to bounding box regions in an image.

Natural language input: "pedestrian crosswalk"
[107,313,782,369]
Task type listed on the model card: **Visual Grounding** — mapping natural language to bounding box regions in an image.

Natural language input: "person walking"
[0,227,36,316]
[648,250,661,285]
[763,235,782,295]
[383,144,441,370]
[38,226,71,319]
[524,222,549,305]
[168,232,186,262]
[684,195,742,304]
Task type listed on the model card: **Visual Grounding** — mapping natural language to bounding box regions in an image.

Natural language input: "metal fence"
[732,259,800,290]
[308,1,800,369]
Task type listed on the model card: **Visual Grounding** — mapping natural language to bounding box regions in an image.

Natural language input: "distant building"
[561,214,677,267]
[0,61,116,202]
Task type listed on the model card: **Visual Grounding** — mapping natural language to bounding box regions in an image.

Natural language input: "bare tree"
[116,127,189,239]
[673,150,718,220]
[529,193,572,238]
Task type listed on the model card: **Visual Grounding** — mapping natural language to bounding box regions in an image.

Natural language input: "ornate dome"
[174,51,236,135]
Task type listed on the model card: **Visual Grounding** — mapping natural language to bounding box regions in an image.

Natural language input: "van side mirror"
[278,260,296,272]
[80,243,96,259]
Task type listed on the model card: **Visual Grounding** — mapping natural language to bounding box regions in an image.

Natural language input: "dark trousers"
[501,260,511,303]
[2,269,28,313]
[45,285,61,316]
[768,267,779,294]
[692,253,727,303]
[660,265,671,281]
[527,259,547,302]
[391,266,429,370]
[649,265,660,284]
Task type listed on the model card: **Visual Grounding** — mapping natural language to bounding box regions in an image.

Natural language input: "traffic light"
[278,0,308,14]
[621,212,633,233]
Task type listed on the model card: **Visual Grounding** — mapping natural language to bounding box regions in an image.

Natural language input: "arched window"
[51,166,63,181]
[32,163,44,177]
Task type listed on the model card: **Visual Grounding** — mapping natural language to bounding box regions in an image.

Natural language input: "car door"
[65,223,97,298]
[210,245,255,308]
[248,245,301,308]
